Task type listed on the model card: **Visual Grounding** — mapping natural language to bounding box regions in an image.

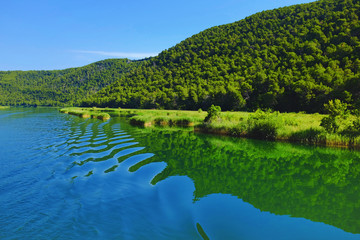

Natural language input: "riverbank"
[0,106,10,110]
[59,107,360,149]
[59,107,111,120]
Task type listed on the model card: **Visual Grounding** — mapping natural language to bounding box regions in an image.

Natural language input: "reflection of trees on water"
[125,127,360,234]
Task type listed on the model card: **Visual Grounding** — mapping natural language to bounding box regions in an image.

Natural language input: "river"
[0,108,359,239]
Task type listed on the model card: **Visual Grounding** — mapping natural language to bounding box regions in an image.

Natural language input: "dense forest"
[0,59,140,106]
[82,0,360,113]
[1,0,360,112]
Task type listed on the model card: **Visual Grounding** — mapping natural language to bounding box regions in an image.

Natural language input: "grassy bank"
[60,107,206,126]
[60,107,111,120]
[60,107,360,149]
[198,110,360,149]
[0,106,10,110]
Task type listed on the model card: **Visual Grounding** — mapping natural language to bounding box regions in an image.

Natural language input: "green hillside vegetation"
[82,0,360,113]
[0,59,141,106]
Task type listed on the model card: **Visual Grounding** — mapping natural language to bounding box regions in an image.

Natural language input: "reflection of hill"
[125,127,360,234]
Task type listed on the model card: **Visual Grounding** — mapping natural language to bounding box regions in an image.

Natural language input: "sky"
[0,0,315,71]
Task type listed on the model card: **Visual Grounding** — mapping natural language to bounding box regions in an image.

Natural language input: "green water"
[0,108,359,239]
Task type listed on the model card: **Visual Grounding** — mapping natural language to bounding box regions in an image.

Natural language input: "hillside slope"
[83,0,360,112]
[0,59,140,106]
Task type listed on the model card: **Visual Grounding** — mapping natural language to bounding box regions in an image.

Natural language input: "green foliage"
[289,127,325,144]
[323,99,348,117]
[3,0,360,112]
[320,116,340,133]
[229,122,247,137]
[204,105,221,123]
[340,113,360,145]
[247,120,278,140]
[95,112,111,120]
[246,109,279,140]
[64,106,360,148]
[60,107,111,120]
[0,59,140,106]
[320,99,348,133]
[81,0,360,113]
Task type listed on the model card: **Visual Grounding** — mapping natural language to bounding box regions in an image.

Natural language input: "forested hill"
[82,0,360,112]
[0,59,140,106]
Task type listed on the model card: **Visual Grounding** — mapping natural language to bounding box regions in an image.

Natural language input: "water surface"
[0,108,359,239]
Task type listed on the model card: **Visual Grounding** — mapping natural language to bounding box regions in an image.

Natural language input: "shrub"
[246,109,278,140]
[290,128,325,144]
[340,118,360,145]
[204,105,221,123]
[320,99,348,133]
[320,116,339,133]
[154,117,168,126]
[96,113,110,120]
[247,120,278,140]
[230,123,247,137]
[323,99,348,117]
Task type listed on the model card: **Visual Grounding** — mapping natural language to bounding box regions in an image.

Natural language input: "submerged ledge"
[60,107,360,150]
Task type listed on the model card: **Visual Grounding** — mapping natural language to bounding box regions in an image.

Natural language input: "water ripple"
[45,119,158,183]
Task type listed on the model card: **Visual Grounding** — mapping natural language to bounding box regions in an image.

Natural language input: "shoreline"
[194,126,360,150]
[59,107,360,150]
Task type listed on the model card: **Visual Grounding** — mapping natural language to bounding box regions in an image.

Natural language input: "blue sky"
[0,0,315,71]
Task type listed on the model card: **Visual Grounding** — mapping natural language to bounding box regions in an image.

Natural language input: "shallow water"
[0,108,359,239]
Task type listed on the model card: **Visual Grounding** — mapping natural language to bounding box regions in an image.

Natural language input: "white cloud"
[72,50,158,59]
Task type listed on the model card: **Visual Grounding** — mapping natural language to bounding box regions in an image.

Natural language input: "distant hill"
[82,0,360,112]
[0,59,140,106]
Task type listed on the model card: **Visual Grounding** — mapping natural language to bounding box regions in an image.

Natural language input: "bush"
[320,116,339,133]
[246,109,278,140]
[204,105,221,123]
[229,123,247,137]
[290,128,325,144]
[320,99,348,133]
[96,112,111,120]
[247,120,278,140]
[340,118,360,145]
[323,99,348,116]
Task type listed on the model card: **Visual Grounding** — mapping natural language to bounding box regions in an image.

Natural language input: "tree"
[320,99,348,133]
[204,105,221,123]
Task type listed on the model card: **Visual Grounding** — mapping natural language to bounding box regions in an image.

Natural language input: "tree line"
[82,0,360,113]
[0,59,140,106]
[2,0,360,113]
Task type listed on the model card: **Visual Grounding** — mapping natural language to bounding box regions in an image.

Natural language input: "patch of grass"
[60,107,360,149]
[60,107,110,121]
[130,114,197,127]
[95,112,111,120]
[0,106,10,110]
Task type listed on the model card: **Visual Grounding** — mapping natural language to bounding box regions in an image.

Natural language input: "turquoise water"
[0,108,360,239]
